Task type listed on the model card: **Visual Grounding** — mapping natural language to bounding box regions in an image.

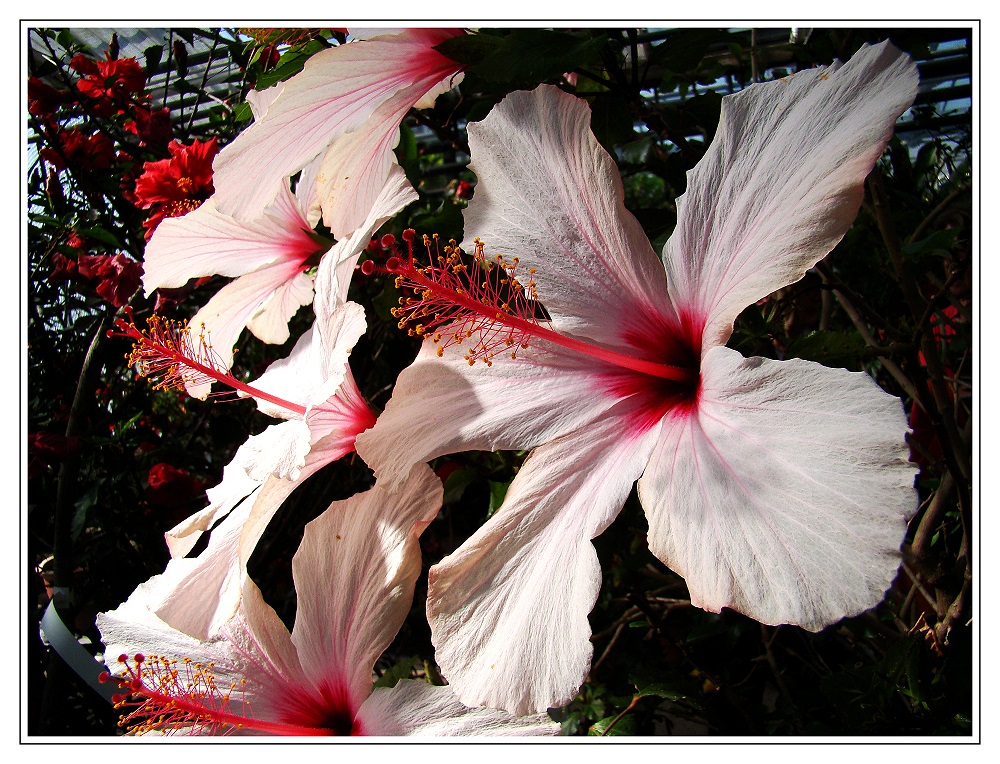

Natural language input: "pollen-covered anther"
[102,652,251,736]
[105,307,308,415]
[107,308,223,397]
[377,232,542,366]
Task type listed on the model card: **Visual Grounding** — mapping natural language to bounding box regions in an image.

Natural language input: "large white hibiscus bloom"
[98,465,558,737]
[356,42,921,714]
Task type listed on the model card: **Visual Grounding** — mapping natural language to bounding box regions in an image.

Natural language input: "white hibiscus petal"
[250,325,323,420]
[149,495,258,640]
[315,107,404,241]
[97,575,250,701]
[164,438,264,558]
[356,680,558,736]
[290,464,442,712]
[662,41,919,350]
[243,420,313,482]
[639,345,918,631]
[246,82,284,121]
[211,29,463,221]
[314,162,418,308]
[184,257,308,398]
[428,405,662,715]
[355,335,624,485]
[463,84,675,348]
[246,270,315,344]
[222,577,307,699]
[142,183,319,294]
[305,368,376,449]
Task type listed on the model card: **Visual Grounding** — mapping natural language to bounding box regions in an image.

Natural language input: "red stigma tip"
[380,233,395,248]
[98,671,110,683]
[118,654,128,664]
[401,228,416,242]
[360,260,376,276]
[134,653,145,663]
[385,256,402,272]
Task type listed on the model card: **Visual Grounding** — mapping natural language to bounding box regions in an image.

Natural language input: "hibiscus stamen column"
[109,307,307,416]
[101,654,332,736]
[364,229,697,383]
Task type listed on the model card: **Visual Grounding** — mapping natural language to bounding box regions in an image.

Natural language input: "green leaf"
[634,680,688,701]
[407,201,464,242]
[462,30,608,89]
[486,479,510,517]
[76,225,122,250]
[588,93,635,154]
[56,30,79,50]
[396,122,418,164]
[29,213,63,228]
[395,122,421,185]
[786,329,866,367]
[915,141,939,178]
[116,410,144,436]
[619,135,655,166]
[71,483,100,543]
[679,90,724,139]
[588,713,636,736]
[372,282,401,322]
[649,28,730,72]
[442,467,476,504]
[434,32,504,67]
[902,229,958,261]
[172,77,199,95]
[144,44,164,77]
[231,102,254,124]
[254,40,328,89]
[373,656,418,689]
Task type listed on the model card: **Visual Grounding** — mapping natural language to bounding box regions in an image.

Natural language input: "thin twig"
[908,183,970,244]
[589,622,626,676]
[184,32,222,133]
[601,695,640,736]
[900,563,940,618]
[910,468,957,562]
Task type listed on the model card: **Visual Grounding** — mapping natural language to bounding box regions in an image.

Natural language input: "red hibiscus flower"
[125,105,173,146]
[132,137,218,239]
[48,252,78,283]
[28,432,82,479]
[39,128,116,172]
[77,253,143,307]
[145,463,206,511]
[70,54,146,116]
[27,76,74,118]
